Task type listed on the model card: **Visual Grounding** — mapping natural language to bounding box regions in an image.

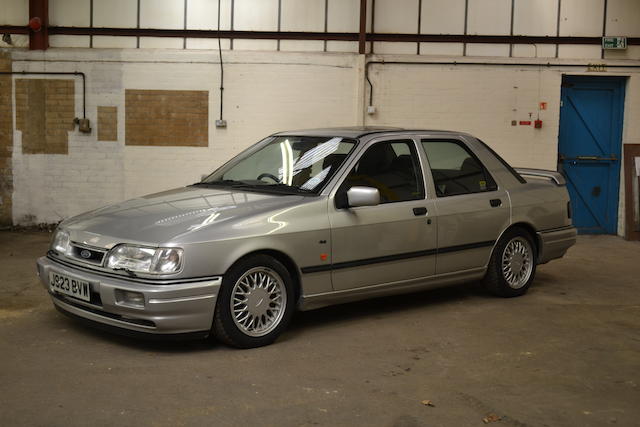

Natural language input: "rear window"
[475,138,527,184]
[422,139,497,197]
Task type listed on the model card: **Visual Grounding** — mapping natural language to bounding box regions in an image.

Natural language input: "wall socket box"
[215,120,227,128]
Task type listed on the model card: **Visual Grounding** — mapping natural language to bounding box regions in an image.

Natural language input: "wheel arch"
[497,222,540,258]
[226,249,302,303]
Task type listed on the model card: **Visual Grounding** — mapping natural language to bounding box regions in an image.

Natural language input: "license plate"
[49,272,91,302]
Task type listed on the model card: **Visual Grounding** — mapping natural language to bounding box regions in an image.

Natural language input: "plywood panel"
[15,79,75,155]
[607,0,640,37]
[467,0,512,35]
[98,106,118,142]
[49,0,90,26]
[186,38,231,50]
[140,0,184,29]
[512,43,557,58]
[234,0,279,31]
[233,39,278,50]
[327,0,360,32]
[326,41,359,52]
[374,0,420,34]
[0,52,13,225]
[514,0,558,36]
[93,0,137,28]
[374,42,417,54]
[421,0,466,34]
[281,0,325,32]
[466,43,510,57]
[187,0,232,30]
[557,44,602,58]
[419,42,464,56]
[92,36,137,49]
[0,0,28,25]
[604,46,640,60]
[139,37,184,49]
[279,40,324,51]
[49,35,91,48]
[560,0,604,37]
[125,90,208,147]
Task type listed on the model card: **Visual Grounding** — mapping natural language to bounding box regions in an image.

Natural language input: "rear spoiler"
[514,168,566,186]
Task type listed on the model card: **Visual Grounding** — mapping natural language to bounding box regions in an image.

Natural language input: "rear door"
[420,138,510,274]
[328,137,437,291]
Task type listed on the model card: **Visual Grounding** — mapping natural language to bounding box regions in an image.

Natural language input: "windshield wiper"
[191,179,253,188]
[260,183,314,194]
[192,180,313,195]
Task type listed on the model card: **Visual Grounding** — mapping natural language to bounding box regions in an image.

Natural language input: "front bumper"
[537,226,577,264]
[37,256,221,336]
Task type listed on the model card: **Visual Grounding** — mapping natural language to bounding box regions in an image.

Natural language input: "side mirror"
[346,186,380,208]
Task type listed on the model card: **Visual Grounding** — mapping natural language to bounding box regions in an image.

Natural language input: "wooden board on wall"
[125,89,208,147]
[624,144,640,241]
[15,79,75,155]
[0,52,12,226]
[97,106,118,141]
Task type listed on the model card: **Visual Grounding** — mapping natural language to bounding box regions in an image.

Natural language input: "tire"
[483,227,537,297]
[213,254,295,348]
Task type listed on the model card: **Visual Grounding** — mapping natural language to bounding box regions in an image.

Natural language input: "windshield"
[200,136,357,194]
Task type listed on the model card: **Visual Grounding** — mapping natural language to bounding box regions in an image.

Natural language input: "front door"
[328,138,437,291]
[558,76,626,234]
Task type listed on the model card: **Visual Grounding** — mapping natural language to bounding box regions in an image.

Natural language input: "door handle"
[413,207,428,216]
[490,199,502,207]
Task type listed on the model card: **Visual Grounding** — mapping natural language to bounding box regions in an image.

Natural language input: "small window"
[422,139,497,197]
[338,140,424,204]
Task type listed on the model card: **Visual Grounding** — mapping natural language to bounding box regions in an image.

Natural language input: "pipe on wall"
[364,60,640,107]
[0,71,87,118]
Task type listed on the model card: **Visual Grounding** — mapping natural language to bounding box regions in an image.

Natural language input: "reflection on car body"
[37,127,577,348]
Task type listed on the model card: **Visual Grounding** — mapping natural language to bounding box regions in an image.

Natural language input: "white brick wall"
[9,50,359,224]
[6,48,640,238]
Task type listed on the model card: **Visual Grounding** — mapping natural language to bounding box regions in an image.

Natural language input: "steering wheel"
[257,173,280,183]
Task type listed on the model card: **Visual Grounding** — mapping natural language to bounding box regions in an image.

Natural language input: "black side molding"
[301,240,495,274]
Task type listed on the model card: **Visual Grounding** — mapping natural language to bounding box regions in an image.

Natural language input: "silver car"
[37,127,576,348]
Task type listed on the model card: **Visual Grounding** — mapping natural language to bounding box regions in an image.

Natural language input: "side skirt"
[298,267,486,311]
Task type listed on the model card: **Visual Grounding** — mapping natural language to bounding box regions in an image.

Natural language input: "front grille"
[69,244,107,265]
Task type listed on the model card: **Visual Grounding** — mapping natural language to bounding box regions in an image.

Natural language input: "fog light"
[115,289,145,308]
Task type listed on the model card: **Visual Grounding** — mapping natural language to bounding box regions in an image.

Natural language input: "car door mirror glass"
[347,186,380,208]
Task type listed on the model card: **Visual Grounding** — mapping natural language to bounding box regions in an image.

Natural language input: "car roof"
[273,127,467,139]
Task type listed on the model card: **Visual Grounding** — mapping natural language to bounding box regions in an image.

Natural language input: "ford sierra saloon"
[37,127,576,348]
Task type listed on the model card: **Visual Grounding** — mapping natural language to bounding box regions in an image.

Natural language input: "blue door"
[558,76,626,234]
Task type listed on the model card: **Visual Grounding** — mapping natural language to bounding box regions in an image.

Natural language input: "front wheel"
[483,227,537,297]
[213,255,295,348]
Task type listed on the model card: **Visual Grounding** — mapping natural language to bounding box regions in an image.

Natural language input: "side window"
[421,139,497,197]
[338,140,424,204]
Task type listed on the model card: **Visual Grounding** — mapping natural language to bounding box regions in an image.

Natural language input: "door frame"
[326,135,437,291]
[558,74,627,234]
[623,144,640,240]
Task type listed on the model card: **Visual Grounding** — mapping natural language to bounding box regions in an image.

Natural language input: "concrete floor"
[0,232,638,427]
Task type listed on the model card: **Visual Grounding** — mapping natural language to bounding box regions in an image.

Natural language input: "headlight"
[106,245,183,274]
[51,229,71,255]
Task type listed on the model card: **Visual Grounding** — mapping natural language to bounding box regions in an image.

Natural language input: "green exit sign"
[602,36,627,49]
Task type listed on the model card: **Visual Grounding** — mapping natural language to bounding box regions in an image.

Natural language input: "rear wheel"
[483,227,537,297]
[213,254,295,348]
